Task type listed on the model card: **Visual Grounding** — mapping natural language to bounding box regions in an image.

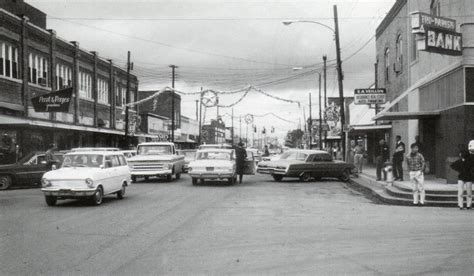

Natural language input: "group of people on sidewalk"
[352,136,474,208]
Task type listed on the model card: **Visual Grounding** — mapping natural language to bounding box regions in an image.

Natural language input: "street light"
[282,5,346,160]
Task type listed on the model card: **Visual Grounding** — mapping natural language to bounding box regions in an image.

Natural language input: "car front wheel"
[175,173,181,180]
[299,172,312,182]
[131,176,137,183]
[339,169,351,182]
[117,184,126,199]
[192,178,198,185]
[45,196,57,206]
[272,174,283,182]
[91,187,103,206]
[0,175,12,190]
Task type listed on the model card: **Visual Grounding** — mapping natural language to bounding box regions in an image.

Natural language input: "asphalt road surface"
[0,174,472,275]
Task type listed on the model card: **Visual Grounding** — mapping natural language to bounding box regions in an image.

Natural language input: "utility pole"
[231,108,234,146]
[195,100,198,120]
[333,5,346,160]
[169,65,178,142]
[124,51,131,148]
[309,92,312,149]
[318,73,323,149]
[323,55,328,148]
[374,62,379,114]
[198,87,203,145]
[239,115,242,142]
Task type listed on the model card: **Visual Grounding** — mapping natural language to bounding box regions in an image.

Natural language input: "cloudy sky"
[28,0,395,140]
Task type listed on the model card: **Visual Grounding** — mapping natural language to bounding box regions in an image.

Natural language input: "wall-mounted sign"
[420,26,462,56]
[411,12,456,32]
[354,88,387,105]
[31,88,73,112]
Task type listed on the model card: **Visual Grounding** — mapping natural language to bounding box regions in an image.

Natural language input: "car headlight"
[85,178,94,188]
[41,178,51,187]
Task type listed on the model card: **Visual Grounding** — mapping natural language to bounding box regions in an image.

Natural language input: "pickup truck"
[127,142,185,182]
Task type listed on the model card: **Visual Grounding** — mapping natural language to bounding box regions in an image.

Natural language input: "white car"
[41,151,131,206]
[188,149,236,185]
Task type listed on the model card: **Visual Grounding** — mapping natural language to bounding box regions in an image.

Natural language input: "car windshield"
[178,151,196,158]
[279,152,308,161]
[138,145,172,155]
[196,151,232,160]
[62,154,103,168]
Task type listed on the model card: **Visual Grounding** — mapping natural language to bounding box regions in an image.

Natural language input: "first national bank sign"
[411,12,462,56]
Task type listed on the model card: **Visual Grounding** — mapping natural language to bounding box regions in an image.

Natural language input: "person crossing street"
[235,142,247,184]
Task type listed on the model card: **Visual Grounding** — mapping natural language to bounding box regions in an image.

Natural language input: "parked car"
[177,149,197,172]
[127,142,185,182]
[41,151,131,206]
[247,148,262,164]
[71,147,120,152]
[257,149,354,182]
[0,151,64,190]
[120,150,137,160]
[188,149,237,185]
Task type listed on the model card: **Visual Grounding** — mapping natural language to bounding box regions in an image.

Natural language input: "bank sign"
[411,12,462,56]
[31,87,73,112]
[354,88,386,105]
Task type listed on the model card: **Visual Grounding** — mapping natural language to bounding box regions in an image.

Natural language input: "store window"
[79,70,92,99]
[28,52,49,86]
[0,42,19,79]
[115,85,126,107]
[384,48,390,83]
[97,78,109,104]
[55,63,72,89]
[395,35,403,74]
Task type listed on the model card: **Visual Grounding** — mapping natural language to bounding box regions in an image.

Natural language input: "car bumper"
[41,188,96,197]
[130,169,172,176]
[189,172,235,179]
[257,168,287,175]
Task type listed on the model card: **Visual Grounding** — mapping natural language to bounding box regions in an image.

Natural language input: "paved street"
[0,174,472,275]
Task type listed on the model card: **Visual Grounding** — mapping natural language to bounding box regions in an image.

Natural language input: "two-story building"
[375,0,474,178]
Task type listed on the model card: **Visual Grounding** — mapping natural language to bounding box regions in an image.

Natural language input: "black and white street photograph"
[0,0,473,275]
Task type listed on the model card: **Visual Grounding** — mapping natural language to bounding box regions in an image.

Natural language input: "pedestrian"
[450,148,473,210]
[263,145,270,157]
[235,142,247,184]
[393,135,406,181]
[45,143,59,171]
[353,140,365,176]
[406,144,426,206]
[375,139,390,181]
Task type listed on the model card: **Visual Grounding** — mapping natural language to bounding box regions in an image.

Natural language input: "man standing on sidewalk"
[393,135,405,181]
[375,139,390,181]
[353,140,365,176]
[406,144,426,206]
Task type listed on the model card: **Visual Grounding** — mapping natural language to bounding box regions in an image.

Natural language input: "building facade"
[137,90,181,129]
[0,1,139,163]
[375,0,474,178]
[202,118,226,145]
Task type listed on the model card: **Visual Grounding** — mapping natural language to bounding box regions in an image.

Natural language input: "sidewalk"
[348,165,459,207]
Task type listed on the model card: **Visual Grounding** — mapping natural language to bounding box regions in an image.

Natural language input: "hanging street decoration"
[244,114,254,124]
[201,90,219,107]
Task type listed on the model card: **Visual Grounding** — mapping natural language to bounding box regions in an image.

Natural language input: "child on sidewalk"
[406,144,425,206]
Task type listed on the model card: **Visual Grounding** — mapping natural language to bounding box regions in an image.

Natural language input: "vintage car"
[71,147,120,152]
[41,151,131,206]
[188,149,237,185]
[257,149,354,182]
[177,149,197,172]
[0,151,64,190]
[127,142,185,182]
[198,143,233,150]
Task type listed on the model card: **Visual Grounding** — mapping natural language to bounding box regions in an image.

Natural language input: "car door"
[310,153,334,177]
[21,154,47,186]
[243,151,256,175]
[101,155,116,194]
[116,154,129,189]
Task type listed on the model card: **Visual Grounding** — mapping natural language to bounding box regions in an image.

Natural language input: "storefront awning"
[373,111,440,121]
[373,61,462,121]
[0,114,125,135]
[350,124,392,131]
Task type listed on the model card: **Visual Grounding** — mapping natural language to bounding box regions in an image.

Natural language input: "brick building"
[0,0,139,162]
[374,0,474,178]
[202,118,226,145]
[138,90,181,129]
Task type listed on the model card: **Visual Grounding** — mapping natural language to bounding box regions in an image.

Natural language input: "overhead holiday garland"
[125,85,300,108]
[222,112,295,124]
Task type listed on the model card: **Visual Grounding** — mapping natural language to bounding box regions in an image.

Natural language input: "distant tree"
[284,129,304,148]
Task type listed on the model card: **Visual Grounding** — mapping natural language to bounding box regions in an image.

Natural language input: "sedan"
[0,151,64,190]
[41,151,131,206]
[188,149,236,185]
[257,149,354,182]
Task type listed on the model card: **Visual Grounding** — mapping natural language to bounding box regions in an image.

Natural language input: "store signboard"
[354,88,387,105]
[421,26,462,56]
[31,88,73,112]
[411,12,456,32]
